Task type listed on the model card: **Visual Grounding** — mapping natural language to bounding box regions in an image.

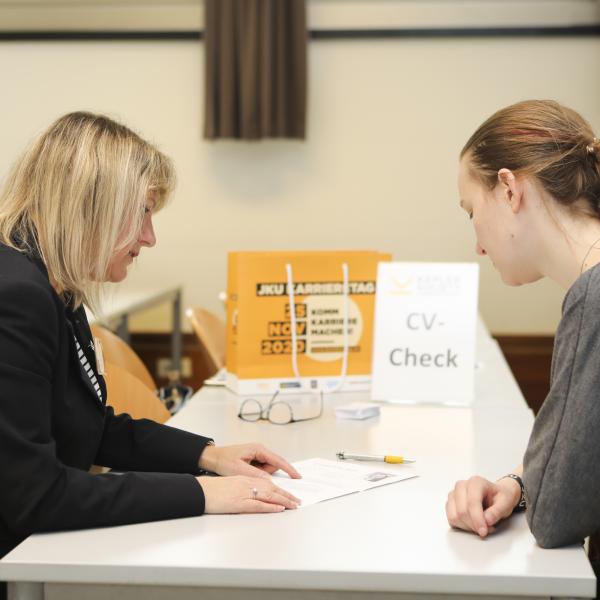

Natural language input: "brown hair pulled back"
[462,100,600,216]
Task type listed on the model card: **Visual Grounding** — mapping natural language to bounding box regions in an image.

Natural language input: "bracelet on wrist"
[498,473,527,513]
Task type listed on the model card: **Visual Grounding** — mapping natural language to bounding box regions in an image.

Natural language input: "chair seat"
[104,361,170,423]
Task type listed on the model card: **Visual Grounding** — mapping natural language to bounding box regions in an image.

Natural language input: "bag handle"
[285,262,349,392]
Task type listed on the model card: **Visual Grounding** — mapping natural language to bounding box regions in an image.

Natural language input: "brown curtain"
[204,0,307,140]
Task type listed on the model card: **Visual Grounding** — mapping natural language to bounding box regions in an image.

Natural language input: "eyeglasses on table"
[238,390,324,425]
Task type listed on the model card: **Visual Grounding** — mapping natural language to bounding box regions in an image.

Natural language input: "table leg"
[171,290,182,375]
[7,582,43,600]
[116,315,130,345]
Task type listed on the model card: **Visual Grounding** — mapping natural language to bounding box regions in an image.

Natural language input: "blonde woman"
[446,100,600,589]
[0,113,300,569]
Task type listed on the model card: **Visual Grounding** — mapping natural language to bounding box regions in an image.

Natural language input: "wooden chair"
[186,307,226,375]
[90,324,156,392]
[90,361,170,473]
[103,362,170,423]
[88,328,169,474]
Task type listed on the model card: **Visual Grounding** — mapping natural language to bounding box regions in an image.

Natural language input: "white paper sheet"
[272,458,417,506]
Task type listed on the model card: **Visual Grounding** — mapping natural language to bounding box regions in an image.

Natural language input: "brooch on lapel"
[93,337,106,376]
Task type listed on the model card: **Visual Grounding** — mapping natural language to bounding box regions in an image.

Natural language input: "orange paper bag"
[226,250,391,395]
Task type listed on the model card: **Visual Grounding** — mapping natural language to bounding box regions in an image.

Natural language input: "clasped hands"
[197,443,302,514]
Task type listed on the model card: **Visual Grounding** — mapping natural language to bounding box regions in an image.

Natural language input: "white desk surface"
[1,320,595,599]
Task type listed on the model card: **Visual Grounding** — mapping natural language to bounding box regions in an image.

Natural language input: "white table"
[1,324,596,600]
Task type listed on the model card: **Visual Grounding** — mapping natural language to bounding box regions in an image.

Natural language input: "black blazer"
[0,243,211,558]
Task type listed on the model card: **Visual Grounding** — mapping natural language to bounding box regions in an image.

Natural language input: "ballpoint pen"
[336,451,416,464]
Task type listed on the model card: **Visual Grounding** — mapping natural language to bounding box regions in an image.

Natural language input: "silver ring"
[252,487,258,500]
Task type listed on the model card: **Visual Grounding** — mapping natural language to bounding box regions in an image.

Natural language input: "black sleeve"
[95,407,213,474]
[0,279,205,539]
[523,273,600,548]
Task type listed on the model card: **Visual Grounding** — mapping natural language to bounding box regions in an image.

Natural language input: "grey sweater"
[524,263,600,548]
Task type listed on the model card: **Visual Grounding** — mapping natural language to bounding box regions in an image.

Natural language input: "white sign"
[371,262,479,405]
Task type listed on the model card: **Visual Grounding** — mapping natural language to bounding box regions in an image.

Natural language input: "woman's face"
[457,157,541,286]
[106,198,156,283]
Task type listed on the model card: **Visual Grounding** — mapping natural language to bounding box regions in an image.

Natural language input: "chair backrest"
[104,361,170,424]
[90,324,156,392]
[186,307,226,373]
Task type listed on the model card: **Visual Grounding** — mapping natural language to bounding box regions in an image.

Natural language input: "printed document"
[273,458,417,506]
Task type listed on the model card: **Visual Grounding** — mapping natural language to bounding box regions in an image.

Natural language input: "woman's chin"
[106,268,128,283]
[499,270,541,287]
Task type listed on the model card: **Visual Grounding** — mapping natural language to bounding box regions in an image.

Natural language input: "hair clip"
[587,137,599,155]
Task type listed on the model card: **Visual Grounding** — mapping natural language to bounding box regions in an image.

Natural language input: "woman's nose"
[139,217,156,247]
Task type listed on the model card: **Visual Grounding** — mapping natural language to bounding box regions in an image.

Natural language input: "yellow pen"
[336,451,416,464]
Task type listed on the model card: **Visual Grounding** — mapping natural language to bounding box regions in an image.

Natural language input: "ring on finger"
[251,487,258,500]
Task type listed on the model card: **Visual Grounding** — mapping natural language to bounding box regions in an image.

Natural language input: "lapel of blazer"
[65,306,108,409]
[23,244,108,409]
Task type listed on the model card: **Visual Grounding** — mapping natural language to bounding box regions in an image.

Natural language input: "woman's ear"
[497,168,523,214]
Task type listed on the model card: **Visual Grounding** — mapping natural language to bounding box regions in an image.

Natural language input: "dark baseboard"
[131,332,554,413]
[494,335,553,414]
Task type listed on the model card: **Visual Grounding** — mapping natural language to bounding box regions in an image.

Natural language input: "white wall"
[1,36,599,334]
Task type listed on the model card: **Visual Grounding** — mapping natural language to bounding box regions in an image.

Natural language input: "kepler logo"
[415,275,462,296]
[388,275,462,297]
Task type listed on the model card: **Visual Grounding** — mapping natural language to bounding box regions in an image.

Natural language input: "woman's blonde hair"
[0,111,175,312]
[461,100,600,216]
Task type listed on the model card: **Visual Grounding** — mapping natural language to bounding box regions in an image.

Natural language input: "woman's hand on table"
[198,475,301,514]
[445,475,521,538]
[199,443,302,479]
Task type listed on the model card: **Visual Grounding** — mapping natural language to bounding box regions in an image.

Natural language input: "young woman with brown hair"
[0,112,301,576]
[446,100,600,581]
